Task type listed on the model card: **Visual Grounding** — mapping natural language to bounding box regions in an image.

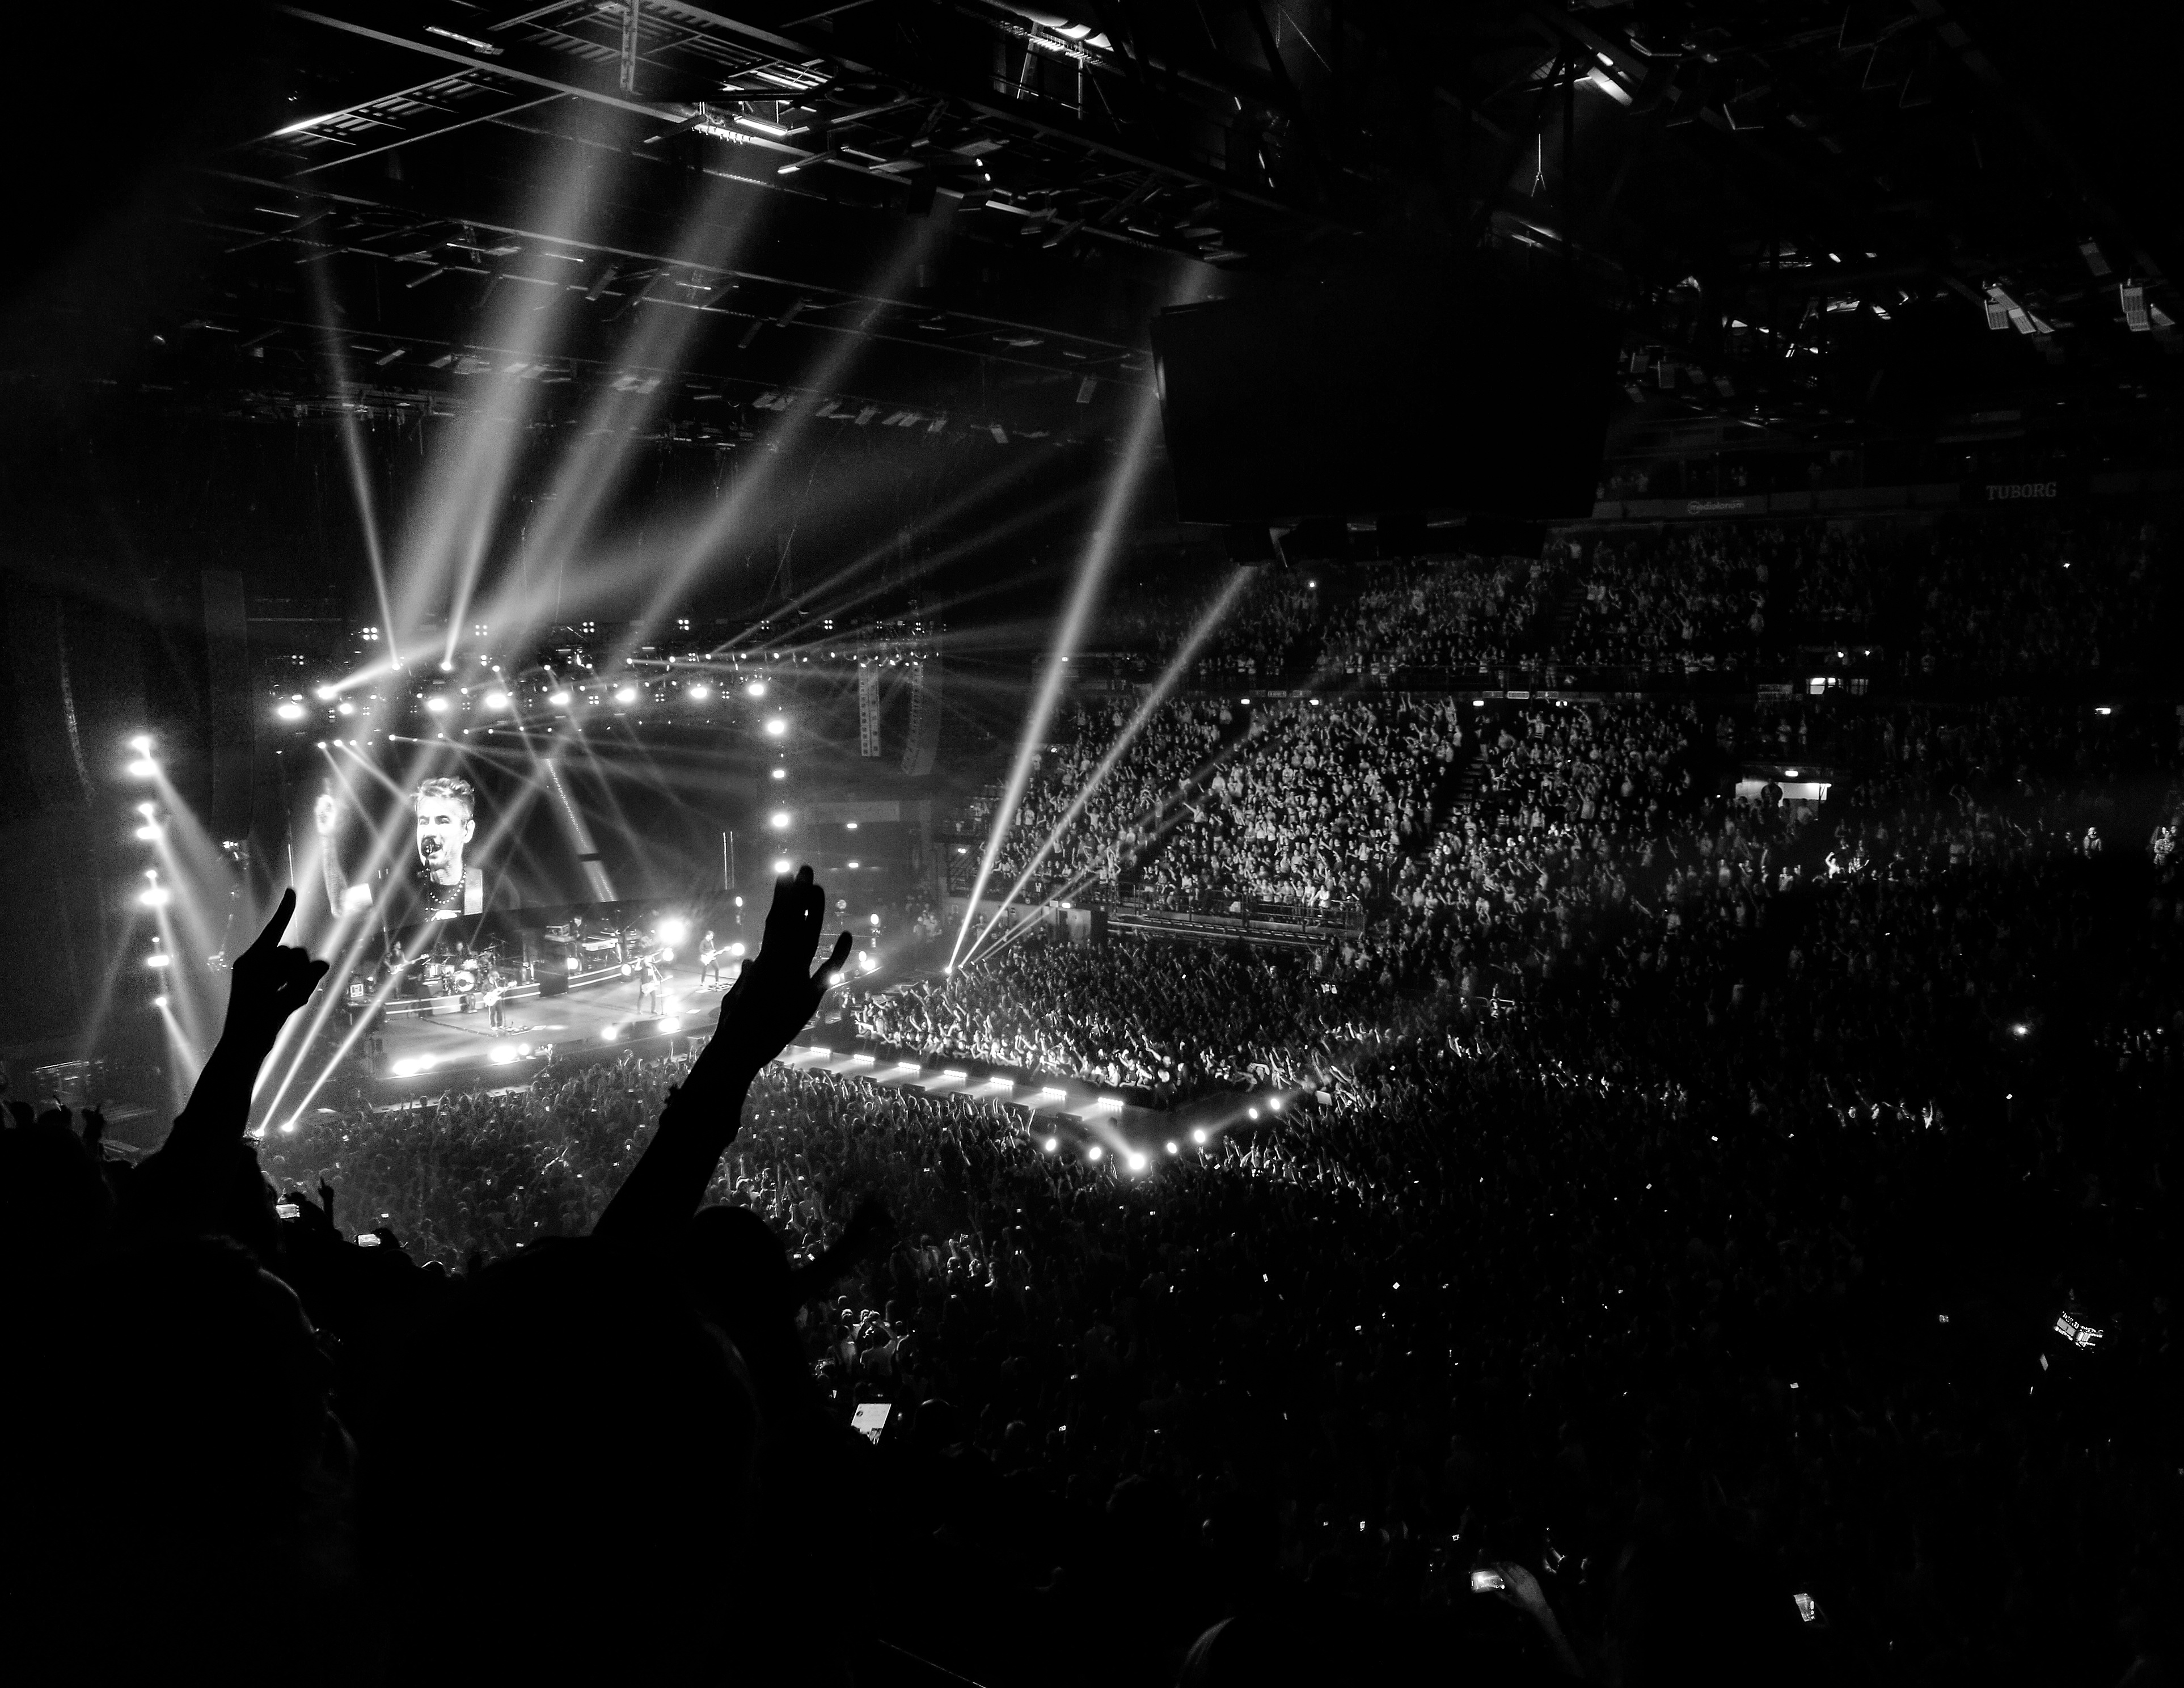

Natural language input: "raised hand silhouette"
[706,865,854,1079]
[221,887,330,1054]
[595,864,851,1246]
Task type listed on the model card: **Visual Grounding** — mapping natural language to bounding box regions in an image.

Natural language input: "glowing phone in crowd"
[851,1403,892,1445]
[356,1233,382,1248]
[1471,1570,1506,1594]
[276,1202,301,1220]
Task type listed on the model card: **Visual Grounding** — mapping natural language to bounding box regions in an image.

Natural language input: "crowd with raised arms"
[1557,528,1770,671]
[1142,697,1460,911]
[1097,567,1323,679]
[1319,556,1561,676]
[981,698,1235,888]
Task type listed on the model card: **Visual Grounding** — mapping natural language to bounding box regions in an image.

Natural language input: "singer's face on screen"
[416,797,475,879]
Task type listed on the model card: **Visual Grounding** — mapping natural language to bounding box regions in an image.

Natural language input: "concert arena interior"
[5,4,2182,1683]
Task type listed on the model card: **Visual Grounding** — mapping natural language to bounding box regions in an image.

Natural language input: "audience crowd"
[6,503,2179,1686]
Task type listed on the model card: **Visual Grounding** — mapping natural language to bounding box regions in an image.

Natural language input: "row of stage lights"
[272,674,781,728]
[121,736,182,1026]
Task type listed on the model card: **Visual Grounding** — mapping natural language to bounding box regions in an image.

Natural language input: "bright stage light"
[744,680,767,698]
[140,884,171,908]
[133,823,160,841]
[771,857,791,875]
[337,700,356,717]
[659,1016,682,1033]
[1269,1097,1283,1111]
[764,717,787,738]
[424,695,449,715]
[725,940,746,958]
[483,690,510,711]
[601,1025,621,1043]
[1248,1107,1260,1120]
[128,735,152,754]
[687,683,709,700]
[770,766,787,780]
[276,699,306,722]
[869,913,880,926]
[769,811,791,830]
[1165,1141,1178,1155]
[1085,1145,1104,1163]
[1043,1136,1059,1153]
[565,956,580,973]
[136,801,155,817]
[391,1054,438,1077]
[151,994,170,1009]
[857,951,878,973]
[1190,1128,1207,1145]
[489,1043,519,1064]
[847,860,859,870]
[1126,1151,1147,1172]
[145,952,171,970]
[615,685,637,705]
[315,685,337,702]
[549,689,573,707]
[126,757,158,778]
[657,918,688,944]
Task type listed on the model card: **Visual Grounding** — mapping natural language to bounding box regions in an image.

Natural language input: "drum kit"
[391,943,505,1005]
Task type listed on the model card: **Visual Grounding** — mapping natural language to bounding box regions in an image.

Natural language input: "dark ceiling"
[6,0,2182,469]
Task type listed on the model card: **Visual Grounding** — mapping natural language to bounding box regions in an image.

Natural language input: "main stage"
[372,963,723,1078]
[364,962,1244,1142]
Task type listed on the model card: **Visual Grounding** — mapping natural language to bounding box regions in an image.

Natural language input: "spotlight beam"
[946,396,1160,974]
[963,567,1252,965]
[614,222,941,665]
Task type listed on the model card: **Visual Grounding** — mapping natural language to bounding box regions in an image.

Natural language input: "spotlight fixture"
[1085,1145,1104,1162]
[744,680,768,698]
[771,858,791,875]
[135,801,155,817]
[133,822,160,841]
[1164,1141,1178,1155]
[128,735,152,754]
[424,695,450,715]
[145,952,171,969]
[151,994,170,1009]
[140,884,171,908]
[126,756,159,778]
[315,685,337,702]
[276,699,306,722]
[687,683,709,700]
[483,690,510,711]
[657,918,688,944]
[549,689,573,707]
[728,942,746,957]
[770,767,787,780]
[1190,1128,1207,1145]
[1126,1151,1147,1172]
[764,717,788,739]
[336,700,356,717]
[769,812,791,830]
[1042,1136,1059,1153]
[615,686,638,705]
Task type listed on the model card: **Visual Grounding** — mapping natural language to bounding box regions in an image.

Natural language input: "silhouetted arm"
[131,889,327,1235]
[595,867,850,1247]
